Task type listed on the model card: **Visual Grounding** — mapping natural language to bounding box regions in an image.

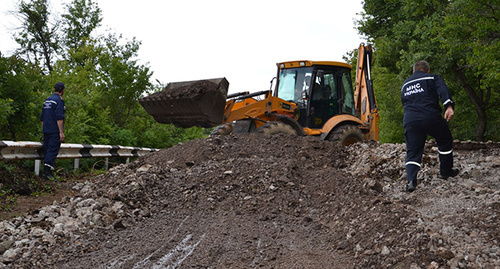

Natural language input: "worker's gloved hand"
[444,106,454,122]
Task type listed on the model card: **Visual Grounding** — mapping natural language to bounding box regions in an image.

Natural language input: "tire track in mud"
[102,216,206,269]
[71,215,206,269]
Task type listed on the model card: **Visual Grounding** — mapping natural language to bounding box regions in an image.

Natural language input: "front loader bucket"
[139,78,229,128]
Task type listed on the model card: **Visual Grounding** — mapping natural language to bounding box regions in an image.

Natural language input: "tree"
[437,0,499,141]
[61,0,102,58]
[3,0,207,151]
[96,34,152,127]
[14,0,59,74]
[0,55,46,141]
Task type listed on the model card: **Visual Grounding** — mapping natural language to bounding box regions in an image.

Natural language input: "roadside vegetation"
[0,0,210,211]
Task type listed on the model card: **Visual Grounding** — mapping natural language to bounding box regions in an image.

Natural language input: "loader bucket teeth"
[139,78,229,128]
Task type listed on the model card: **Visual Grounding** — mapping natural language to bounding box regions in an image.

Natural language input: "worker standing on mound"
[40,82,66,179]
[401,61,459,192]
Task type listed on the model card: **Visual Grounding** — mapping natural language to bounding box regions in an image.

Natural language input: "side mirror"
[269,77,277,92]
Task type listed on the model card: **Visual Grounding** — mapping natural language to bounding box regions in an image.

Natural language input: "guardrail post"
[74,159,79,171]
[35,160,41,176]
[105,158,109,170]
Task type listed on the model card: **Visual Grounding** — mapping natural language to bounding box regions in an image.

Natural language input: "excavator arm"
[354,44,379,141]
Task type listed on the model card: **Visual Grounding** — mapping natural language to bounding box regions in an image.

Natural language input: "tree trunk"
[476,115,487,142]
[452,63,487,141]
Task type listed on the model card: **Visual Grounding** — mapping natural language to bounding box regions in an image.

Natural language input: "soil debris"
[1,134,499,268]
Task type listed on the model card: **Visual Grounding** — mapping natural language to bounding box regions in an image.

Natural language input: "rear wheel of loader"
[326,125,364,146]
[210,123,235,136]
[257,121,299,136]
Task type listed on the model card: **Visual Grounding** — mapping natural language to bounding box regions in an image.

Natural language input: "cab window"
[277,67,313,105]
[341,72,355,115]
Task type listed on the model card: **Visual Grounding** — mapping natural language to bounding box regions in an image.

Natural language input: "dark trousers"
[404,117,454,182]
[43,133,61,169]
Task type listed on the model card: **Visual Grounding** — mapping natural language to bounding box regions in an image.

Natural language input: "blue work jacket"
[401,71,454,127]
[40,93,65,134]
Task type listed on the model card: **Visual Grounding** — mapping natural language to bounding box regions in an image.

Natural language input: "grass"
[0,189,18,211]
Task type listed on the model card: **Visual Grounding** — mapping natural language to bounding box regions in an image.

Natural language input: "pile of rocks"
[0,135,499,268]
[344,140,500,268]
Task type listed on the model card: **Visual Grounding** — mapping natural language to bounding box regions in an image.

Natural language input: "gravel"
[1,135,499,268]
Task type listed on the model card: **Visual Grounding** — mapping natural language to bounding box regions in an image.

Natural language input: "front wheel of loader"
[210,123,235,136]
[257,121,299,136]
[326,124,364,146]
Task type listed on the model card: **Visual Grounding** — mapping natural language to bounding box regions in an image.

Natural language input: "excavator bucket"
[139,78,229,128]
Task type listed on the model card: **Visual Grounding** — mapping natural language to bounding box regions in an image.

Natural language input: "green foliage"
[345,46,405,143]
[440,0,500,90]
[1,0,209,153]
[0,96,13,128]
[357,0,500,142]
[0,0,213,205]
[0,188,17,211]
[14,0,59,73]
[372,66,405,143]
[126,108,207,149]
[437,0,500,141]
[110,127,136,146]
[0,56,46,141]
[61,0,102,52]
[96,34,152,127]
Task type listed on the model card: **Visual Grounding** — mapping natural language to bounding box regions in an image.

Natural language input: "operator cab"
[275,61,356,128]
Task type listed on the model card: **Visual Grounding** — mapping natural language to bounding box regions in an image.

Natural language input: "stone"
[437,247,455,259]
[72,182,85,191]
[53,223,64,236]
[381,246,390,255]
[2,248,19,262]
[136,164,153,173]
[0,240,13,255]
[30,228,47,237]
[42,234,56,245]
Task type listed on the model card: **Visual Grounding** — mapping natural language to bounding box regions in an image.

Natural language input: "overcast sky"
[0,0,366,93]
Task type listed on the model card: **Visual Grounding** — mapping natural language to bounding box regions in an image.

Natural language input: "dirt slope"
[1,134,499,268]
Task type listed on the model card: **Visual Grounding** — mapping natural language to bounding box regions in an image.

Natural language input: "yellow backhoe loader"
[139,44,379,146]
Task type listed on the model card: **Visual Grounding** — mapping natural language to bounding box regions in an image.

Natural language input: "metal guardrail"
[0,141,159,175]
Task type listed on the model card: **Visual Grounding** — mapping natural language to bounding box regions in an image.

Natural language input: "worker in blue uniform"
[40,82,66,179]
[401,61,459,192]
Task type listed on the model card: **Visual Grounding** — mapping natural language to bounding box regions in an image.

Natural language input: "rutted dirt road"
[1,134,499,268]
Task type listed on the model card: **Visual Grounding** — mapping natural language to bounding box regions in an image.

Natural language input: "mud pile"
[1,135,499,268]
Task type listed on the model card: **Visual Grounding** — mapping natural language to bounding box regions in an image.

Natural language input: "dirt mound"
[2,135,499,268]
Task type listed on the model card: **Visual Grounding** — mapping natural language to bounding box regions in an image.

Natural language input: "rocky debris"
[345,140,500,268]
[0,135,499,268]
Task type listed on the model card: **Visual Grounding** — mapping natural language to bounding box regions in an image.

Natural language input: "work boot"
[405,179,417,192]
[42,165,54,179]
[439,168,459,179]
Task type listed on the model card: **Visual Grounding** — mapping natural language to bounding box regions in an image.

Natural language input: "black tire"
[326,124,364,146]
[257,121,298,136]
[210,123,234,136]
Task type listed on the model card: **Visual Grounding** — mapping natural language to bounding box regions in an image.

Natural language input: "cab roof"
[277,60,352,69]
